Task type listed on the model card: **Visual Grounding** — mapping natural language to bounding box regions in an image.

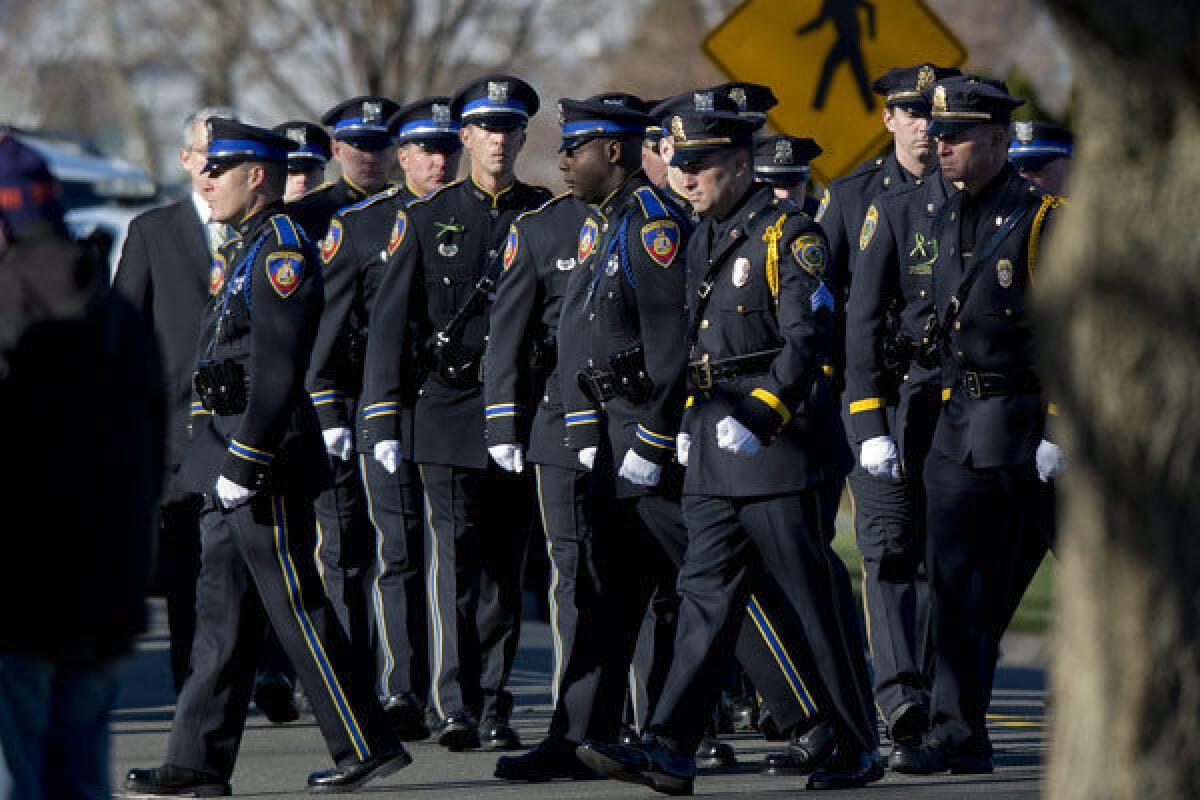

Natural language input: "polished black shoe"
[888,701,930,747]
[125,765,231,797]
[495,737,597,781]
[619,725,640,746]
[806,748,885,790]
[253,671,299,724]
[576,739,695,796]
[437,710,481,751]
[945,735,994,775]
[480,718,522,751]
[307,746,412,793]
[761,718,837,775]
[383,692,430,741]
[888,741,947,775]
[695,737,737,770]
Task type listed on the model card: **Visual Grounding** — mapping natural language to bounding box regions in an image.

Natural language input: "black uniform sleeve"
[305,213,357,429]
[483,220,537,446]
[816,185,851,303]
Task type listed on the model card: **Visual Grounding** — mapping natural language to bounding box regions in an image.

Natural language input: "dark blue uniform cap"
[927,75,1024,137]
[0,132,67,240]
[658,90,762,167]
[753,134,822,186]
[272,121,331,171]
[451,75,540,131]
[557,93,651,153]
[388,96,462,151]
[871,63,962,113]
[642,98,667,143]
[708,81,778,122]
[321,96,401,148]
[1009,119,1074,170]
[203,118,298,174]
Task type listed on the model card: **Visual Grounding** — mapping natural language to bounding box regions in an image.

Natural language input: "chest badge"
[732,256,751,288]
[578,218,599,263]
[996,258,1014,288]
[438,242,459,258]
[556,257,576,271]
[266,250,305,298]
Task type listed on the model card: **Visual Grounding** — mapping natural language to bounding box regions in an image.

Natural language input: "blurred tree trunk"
[1036,2,1200,798]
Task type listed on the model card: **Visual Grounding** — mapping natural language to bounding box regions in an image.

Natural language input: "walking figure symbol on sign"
[796,0,877,112]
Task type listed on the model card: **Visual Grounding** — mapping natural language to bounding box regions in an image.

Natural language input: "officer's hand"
[578,446,598,471]
[374,440,401,475]
[322,427,354,461]
[676,433,692,466]
[488,443,525,474]
[860,435,902,482]
[1035,439,1064,483]
[619,449,662,487]
[715,416,761,456]
[215,475,254,509]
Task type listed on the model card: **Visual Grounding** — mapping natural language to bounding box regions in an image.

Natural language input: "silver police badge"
[432,103,452,129]
[286,126,307,146]
[996,258,1014,288]
[556,258,576,271]
[774,139,793,165]
[438,242,459,258]
[488,81,509,105]
[605,254,619,277]
[1014,120,1034,145]
[693,91,715,113]
[732,257,751,288]
[363,101,383,125]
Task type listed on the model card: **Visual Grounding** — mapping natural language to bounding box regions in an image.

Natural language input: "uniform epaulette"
[268,214,301,248]
[631,185,670,219]
[338,186,399,217]
[408,178,464,208]
[830,156,887,189]
[514,191,573,224]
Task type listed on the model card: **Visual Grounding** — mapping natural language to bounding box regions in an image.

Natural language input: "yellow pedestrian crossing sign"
[703,0,968,184]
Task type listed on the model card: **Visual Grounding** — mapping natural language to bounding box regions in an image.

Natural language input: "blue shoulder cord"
[584,193,689,304]
[202,231,270,360]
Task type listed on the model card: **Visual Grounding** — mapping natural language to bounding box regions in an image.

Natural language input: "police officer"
[125,119,410,795]
[640,100,668,189]
[899,76,1063,774]
[362,74,551,751]
[754,134,823,216]
[307,97,463,740]
[1008,119,1073,196]
[274,120,331,203]
[577,94,882,794]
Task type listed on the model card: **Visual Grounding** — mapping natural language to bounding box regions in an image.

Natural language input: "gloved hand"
[215,475,254,509]
[578,446,597,471]
[715,415,761,456]
[488,443,525,473]
[860,435,902,481]
[619,449,662,487]
[676,433,692,466]
[1035,439,1064,483]
[374,440,401,475]
[322,427,354,461]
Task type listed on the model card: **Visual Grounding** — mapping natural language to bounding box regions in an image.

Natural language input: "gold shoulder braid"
[762,212,788,307]
[1028,195,1067,285]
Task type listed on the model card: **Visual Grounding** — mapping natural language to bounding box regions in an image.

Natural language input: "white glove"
[1035,439,1064,483]
[860,435,902,481]
[322,427,354,461]
[618,449,662,487]
[488,443,525,473]
[215,475,254,509]
[676,433,692,466]
[715,415,761,456]
[578,446,597,471]
[374,440,401,475]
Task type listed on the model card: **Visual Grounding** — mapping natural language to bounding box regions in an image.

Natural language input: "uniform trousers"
[157,493,204,693]
[314,453,376,664]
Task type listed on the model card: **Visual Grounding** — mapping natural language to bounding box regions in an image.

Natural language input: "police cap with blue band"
[927,75,1024,137]
[451,75,540,131]
[753,134,823,187]
[558,93,651,153]
[389,96,462,151]
[1009,119,1073,171]
[659,90,763,167]
[321,96,401,148]
[272,121,331,172]
[709,81,778,123]
[203,118,298,174]
[871,63,962,113]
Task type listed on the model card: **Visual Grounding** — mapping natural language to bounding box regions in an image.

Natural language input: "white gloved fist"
[715,415,761,456]
[215,475,254,509]
[322,427,354,461]
[488,443,525,473]
[1035,439,1064,483]
[374,440,401,475]
[578,446,598,471]
[619,449,662,487]
[676,433,692,467]
[860,435,902,482]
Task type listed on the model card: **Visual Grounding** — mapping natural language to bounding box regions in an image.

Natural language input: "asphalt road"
[111,602,1047,798]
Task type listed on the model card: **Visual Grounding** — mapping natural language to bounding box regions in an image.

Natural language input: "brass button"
[700,319,710,329]
[954,321,961,330]
[1005,308,1013,316]
[957,351,965,358]
[919,289,927,298]
[737,304,745,313]
[442,276,451,285]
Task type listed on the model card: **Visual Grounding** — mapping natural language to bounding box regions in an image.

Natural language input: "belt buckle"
[963,370,982,399]
[694,353,713,390]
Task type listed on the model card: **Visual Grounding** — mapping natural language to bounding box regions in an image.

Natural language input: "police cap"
[321,96,401,149]
[753,134,822,187]
[708,81,778,123]
[927,75,1025,137]
[203,118,297,174]
[272,121,331,172]
[558,93,651,153]
[1008,119,1073,171]
[389,96,462,152]
[451,75,540,131]
[657,90,762,167]
[871,63,962,113]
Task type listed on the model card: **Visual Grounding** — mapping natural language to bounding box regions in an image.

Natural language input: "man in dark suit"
[113,106,238,694]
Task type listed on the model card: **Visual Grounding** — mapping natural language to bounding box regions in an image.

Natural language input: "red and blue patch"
[209,253,226,296]
[502,227,518,271]
[387,212,407,257]
[640,220,680,268]
[320,219,343,264]
[266,250,304,298]
[578,218,599,263]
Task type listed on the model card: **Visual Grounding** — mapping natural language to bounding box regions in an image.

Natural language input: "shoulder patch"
[269,214,300,248]
[791,233,828,277]
[502,226,519,271]
[578,217,599,263]
[320,218,344,264]
[632,186,668,219]
[815,188,830,223]
[387,211,408,257]
[342,186,398,216]
[859,205,878,251]
[209,253,227,296]
[641,219,680,268]
[266,250,305,298]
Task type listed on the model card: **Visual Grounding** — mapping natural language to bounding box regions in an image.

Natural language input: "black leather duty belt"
[687,348,782,390]
[959,369,1041,399]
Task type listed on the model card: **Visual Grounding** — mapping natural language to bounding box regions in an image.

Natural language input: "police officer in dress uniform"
[125,119,410,796]
[362,74,551,752]
[307,97,463,741]
[275,120,331,203]
[896,76,1064,775]
[576,95,883,794]
[754,134,823,217]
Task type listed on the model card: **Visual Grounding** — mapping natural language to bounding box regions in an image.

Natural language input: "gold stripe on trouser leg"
[417,465,446,719]
[360,454,396,697]
[534,465,565,706]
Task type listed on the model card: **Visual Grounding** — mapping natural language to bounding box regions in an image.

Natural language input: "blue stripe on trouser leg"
[534,465,564,706]
[746,593,818,717]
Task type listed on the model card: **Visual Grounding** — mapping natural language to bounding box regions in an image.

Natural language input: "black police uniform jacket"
[930,164,1062,468]
[557,173,691,497]
[845,173,955,456]
[286,177,377,241]
[307,182,418,443]
[361,176,551,468]
[177,206,329,497]
[683,184,844,499]
[483,192,590,471]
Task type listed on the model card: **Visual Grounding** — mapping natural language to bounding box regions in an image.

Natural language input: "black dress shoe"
[495,738,598,781]
[383,692,430,741]
[888,742,947,775]
[945,736,994,775]
[480,718,522,751]
[125,765,231,797]
[575,739,695,796]
[695,737,737,770]
[761,718,837,775]
[888,701,930,747]
[307,745,412,793]
[619,725,640,746]
[253,672,299,724]
[437,710,481,751]
[756,707,788,741]
[806,748,885,790]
